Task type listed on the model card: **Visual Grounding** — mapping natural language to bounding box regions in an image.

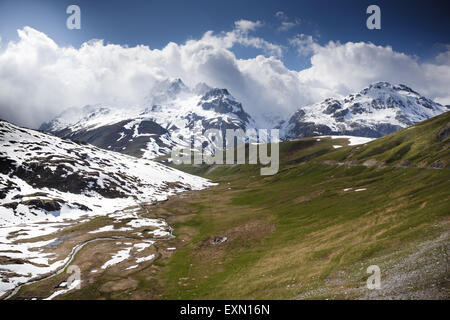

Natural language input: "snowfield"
[0,120,213,298]
[319,135,375,146]
[0,120,212,226]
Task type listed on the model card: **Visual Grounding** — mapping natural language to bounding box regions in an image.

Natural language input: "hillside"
[0,120,211,298]
[315,110,450,168]
[155,112,450,299]
[9,112,449,299]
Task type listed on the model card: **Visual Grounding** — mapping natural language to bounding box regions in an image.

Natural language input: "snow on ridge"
[0,119,214,298]
[42,85,251,135]
[282,82,446,139]
[0,119,213,227]
[1,83,221,297]
[39,80,256,160]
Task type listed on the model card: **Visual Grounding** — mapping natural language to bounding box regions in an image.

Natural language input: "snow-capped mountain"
[0,119,214,298]
[0,119,211,226]
[281,82,447,139]
[40,80,447,156]
[40,79,255,159]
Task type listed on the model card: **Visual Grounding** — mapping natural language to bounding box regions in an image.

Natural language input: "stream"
[4,228,174,300]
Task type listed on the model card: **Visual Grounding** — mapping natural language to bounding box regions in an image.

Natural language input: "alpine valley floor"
[5,112,450,300]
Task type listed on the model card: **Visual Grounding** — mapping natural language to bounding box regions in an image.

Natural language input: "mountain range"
[40,79,255,159]
[280,82,448,139]
[1,87,449,299]
[40,80,448,159]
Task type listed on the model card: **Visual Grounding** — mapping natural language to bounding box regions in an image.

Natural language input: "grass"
[154,163,448,299]
[151,112,450,299]
[10,112,449,299]
[315,111,450,167]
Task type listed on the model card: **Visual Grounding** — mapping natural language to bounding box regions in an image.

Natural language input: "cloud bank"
[0,23,449,128]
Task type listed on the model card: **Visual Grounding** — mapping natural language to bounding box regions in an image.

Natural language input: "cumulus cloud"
[296,39,450,104]
[289,34,318,56]
[435,44,450,65]
[0,24,449,129]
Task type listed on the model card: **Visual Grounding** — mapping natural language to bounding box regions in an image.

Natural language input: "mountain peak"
[40,82,255,159]
[168,78,189,92]
[145,78,191,105]
[367,81,394,90]
[200,88,231,101]
[362,82,420,96]
[282,82,446,139]
[197,88,252,125]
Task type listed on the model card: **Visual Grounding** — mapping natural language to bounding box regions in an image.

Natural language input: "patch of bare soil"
[100,278,138,293]
[196,220,276,262]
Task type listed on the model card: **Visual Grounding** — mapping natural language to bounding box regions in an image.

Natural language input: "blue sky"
[0,0,449,128]
[0,0,449,69]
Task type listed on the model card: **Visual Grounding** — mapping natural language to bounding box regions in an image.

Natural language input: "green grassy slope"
[16,113,448,300]
[171,111,450,177]
[153,112,450,299]
[315,111,450,168]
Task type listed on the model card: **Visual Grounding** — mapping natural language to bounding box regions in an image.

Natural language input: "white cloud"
[435,44,450,65]
[297,40,450,104]
[234,19,264,33]
[0,25,449,129]
[289,34,318,56]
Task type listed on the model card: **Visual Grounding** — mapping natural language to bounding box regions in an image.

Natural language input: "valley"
[0,1,449,305]
[2,111,448,299]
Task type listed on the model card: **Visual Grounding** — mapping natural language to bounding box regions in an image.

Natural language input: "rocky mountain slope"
[0,119,213,298]
[281,82,447,139]
[41,81,447,160]
[40,79,255,159]
[0,119,211,226]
